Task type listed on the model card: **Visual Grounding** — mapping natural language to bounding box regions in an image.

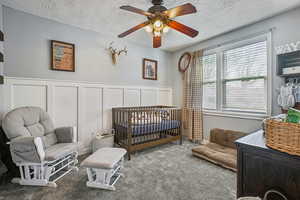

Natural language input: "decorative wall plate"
[178,52,191,73]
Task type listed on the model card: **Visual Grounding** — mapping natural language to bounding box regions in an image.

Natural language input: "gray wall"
[3,7,173,87]
[171,7,300,138]
[3,5,300,139]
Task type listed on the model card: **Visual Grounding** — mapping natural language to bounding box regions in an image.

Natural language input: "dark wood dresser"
[235,130,300,200]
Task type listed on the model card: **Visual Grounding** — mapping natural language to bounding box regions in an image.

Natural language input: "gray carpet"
[0,141,236,200]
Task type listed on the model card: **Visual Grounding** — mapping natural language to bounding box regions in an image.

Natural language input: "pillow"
[286,108,300,123]
[159,110,170,120]
[147,112,162,123]
[131,112,151,125]
[41,132,57,148]
[131,112,163,125]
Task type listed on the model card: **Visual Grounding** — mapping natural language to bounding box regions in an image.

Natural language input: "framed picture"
[51,40,75,72]
[143,58,157,80]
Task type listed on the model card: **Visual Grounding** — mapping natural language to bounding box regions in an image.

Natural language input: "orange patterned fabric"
[182,50,204,143]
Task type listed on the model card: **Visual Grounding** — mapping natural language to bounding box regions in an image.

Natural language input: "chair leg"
[127,152,131,160]
[12,152,78,187]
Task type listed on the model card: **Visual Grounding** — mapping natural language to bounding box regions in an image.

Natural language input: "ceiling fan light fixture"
[154,31,161,37]
[163,26,169,33]
[153,20,163,28]
[118,1,198,48]
[144,25,153,33]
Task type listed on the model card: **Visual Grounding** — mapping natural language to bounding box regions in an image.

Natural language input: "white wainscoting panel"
[81,87,102,151]
[158,89,172,106]
[0,77,173,154]
[141,89,158,106]
[12,84,47,110]
[53,85,78,130]
[124,89,141,107]
[103,88,124,129]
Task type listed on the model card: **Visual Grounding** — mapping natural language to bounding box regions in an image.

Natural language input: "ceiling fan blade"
[163,3,197,19]
[120,5,154,17]
[167,20,198,38]
[118,21,150,38]
[153,36,162,48]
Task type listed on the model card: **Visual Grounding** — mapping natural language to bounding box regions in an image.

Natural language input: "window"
[202,33,271,116]
[202,54,217,109]
[223,41,267,112]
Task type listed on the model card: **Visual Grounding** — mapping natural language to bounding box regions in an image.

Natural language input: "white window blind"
[223,40,267,112]
[203,54,217,109]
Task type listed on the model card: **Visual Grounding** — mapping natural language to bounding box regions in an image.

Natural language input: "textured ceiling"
[1,0,300,51]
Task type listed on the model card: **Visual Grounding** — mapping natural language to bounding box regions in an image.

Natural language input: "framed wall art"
[51,40,75,72]
[143,58,157,80]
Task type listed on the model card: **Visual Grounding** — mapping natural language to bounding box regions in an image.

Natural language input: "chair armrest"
[55,127,76,143]
[10,137,45,164]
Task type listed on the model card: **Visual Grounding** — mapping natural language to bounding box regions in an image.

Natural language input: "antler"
[118,46,128,56]
[107,42,117,53]
[106,42,128,65]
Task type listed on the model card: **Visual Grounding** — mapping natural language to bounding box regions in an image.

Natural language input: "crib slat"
[152,109,155,140]
[128,111,132,160]
[143,110,146,143]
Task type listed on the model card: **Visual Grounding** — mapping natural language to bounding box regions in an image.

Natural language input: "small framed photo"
[143,58,157,80]
[51,40,75,72]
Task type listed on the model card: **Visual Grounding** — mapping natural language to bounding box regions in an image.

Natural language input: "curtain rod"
[194,27,276,53]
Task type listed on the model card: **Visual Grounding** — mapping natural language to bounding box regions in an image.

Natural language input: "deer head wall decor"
[107,42,128,65]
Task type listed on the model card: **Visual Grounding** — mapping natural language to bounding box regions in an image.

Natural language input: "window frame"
[202,32,272,119]
[202,52,217,110]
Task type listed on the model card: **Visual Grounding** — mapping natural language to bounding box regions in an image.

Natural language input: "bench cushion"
[81,148,127,169]
[192,143,237,171]
[210,128,247,149]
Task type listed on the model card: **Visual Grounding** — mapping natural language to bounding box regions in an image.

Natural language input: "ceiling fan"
[118,0,199,48]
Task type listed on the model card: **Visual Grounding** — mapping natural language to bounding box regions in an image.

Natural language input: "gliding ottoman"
[81,147,126,190]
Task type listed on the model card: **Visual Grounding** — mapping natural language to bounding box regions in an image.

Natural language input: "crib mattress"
[115,120,180,136]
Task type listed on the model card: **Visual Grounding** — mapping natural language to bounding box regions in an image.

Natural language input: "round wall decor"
[178,52,191,73]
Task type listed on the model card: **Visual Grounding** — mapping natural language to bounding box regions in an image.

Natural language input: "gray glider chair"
[2,106,78,187]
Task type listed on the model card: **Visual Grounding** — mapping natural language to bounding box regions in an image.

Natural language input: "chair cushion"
[41,133,58,149]
[2,107,55,138]
[81,148,127,169]
[2,107,57,147]
[45,143,78,161]
[192,143,237,171]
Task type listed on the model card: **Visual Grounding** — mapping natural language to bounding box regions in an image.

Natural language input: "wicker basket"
[265,119,300,156]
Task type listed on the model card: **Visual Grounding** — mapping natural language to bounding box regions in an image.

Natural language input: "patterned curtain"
[182,50,204,143]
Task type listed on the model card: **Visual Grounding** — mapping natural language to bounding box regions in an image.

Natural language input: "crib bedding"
[116,120,180,136]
